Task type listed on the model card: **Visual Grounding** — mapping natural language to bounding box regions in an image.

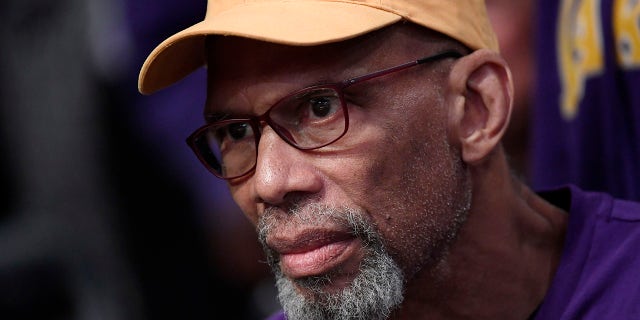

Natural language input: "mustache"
[257,203,383,269]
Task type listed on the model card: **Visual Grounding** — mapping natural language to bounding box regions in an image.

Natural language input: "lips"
[268,229,363,279]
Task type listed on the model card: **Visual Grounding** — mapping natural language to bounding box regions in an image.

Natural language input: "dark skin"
[205,23,567,319]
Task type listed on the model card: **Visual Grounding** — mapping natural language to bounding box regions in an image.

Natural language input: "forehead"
[207,30,384,81]
[206,23,453,80]
[206,37,357,82]
[203,38,357,116]
[203,23,457,115]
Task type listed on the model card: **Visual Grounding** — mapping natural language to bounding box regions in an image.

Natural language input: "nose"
[252,126,323,206]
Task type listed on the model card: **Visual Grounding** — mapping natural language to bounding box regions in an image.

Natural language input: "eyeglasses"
[187,50,463,180]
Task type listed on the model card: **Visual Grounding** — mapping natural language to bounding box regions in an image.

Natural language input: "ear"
[447,49,514,165]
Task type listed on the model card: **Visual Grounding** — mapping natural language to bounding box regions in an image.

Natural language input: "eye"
[308,96,336,118]
[228,122,251,140]
[269,87,343,129]
[215,122,254,144]
[299,90,341,122]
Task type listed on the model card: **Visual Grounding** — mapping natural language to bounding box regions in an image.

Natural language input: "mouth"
[269,230,364,280]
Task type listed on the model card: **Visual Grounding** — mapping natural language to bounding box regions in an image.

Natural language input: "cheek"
[340,104,469,276]
[381,139,469,277]
[228,182,260,225]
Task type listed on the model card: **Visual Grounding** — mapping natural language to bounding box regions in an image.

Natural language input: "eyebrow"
[203,76,339,123]
[204,112,231,123]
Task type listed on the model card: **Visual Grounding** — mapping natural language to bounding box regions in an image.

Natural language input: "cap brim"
[138,1,401,94]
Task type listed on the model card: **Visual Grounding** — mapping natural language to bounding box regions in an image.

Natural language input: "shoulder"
[538,184,640,221]
[535,184,640,319]
[538,184,640,254]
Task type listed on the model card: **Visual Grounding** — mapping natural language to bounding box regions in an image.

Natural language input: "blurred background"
[0,0,278,319]
[0,0,535,319]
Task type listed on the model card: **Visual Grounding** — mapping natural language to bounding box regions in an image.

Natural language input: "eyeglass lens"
[189,86,348,179]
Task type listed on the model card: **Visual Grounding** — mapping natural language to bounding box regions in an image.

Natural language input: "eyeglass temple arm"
[342,51,464,87]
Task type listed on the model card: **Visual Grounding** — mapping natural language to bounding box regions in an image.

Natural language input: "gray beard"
[258,207,405,320]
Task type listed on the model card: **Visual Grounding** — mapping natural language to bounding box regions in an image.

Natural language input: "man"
[137,1,640,319]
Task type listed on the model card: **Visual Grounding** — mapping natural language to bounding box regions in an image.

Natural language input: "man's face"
[205,25,471,319]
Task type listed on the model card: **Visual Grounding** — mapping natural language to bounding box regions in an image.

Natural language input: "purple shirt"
[265,312,286,320]
[534,184,640,319]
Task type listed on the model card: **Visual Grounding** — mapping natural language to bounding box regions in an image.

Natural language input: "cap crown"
[139,0,498,94]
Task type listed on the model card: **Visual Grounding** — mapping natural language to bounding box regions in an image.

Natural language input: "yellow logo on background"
[557,0,604,119]
[613,0,640,67]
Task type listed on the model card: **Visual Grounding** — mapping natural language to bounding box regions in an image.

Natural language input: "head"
[139,1,513,319]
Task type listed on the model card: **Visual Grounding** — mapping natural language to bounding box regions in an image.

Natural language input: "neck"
[392,148,567,320]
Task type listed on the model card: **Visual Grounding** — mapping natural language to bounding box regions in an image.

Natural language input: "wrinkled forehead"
[205,27,388,80]
[202,34,377,117]
[205,36,356,77]
[204,23,460,87]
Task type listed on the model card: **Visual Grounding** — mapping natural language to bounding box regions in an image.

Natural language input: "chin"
[272,245,405,320]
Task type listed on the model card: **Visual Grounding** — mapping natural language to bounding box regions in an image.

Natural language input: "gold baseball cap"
[138,0,499,95]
